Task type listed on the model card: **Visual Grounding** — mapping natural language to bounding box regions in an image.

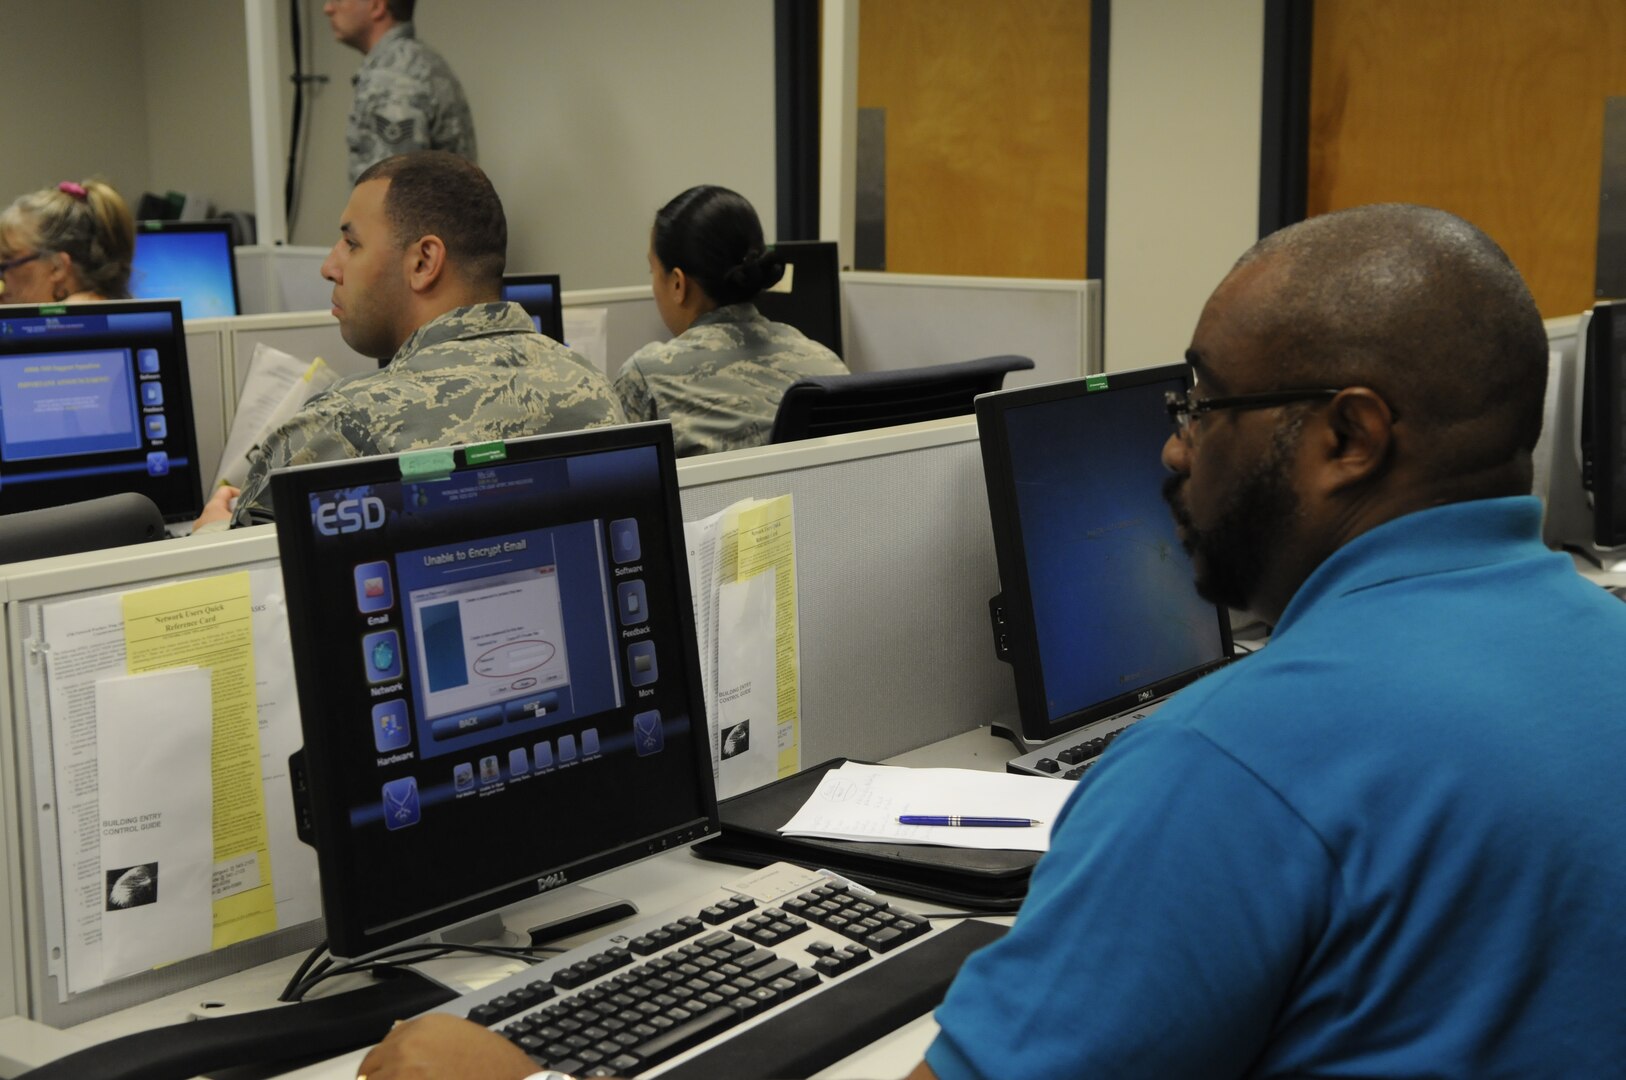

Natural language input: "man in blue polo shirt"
[355,204,1626,1078]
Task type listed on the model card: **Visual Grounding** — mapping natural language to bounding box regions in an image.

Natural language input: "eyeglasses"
[1164,387,1342,434]
[0,252,42,276]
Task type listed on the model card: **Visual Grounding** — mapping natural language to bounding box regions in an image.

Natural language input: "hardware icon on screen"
[381,777,420,830]
[372,700,410,753]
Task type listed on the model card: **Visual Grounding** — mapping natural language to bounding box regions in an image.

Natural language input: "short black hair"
[1235,203,1548,490]
[357,150,505,289]
[652,185,784,306]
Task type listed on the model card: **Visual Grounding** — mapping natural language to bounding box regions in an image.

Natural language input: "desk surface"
[2,728,1015,1080]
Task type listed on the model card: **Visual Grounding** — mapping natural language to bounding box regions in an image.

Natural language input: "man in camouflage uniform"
[614,302,847,457]
[193,152,621,531]
[326,0,476,184]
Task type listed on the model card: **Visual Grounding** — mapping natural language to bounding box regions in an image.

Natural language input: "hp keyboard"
[420,863,988,1077]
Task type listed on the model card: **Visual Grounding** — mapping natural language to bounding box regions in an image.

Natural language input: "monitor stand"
[501,884,639,949]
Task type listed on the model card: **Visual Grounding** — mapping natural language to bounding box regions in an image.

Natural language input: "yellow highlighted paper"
[730,496,801,779]
[123,572,276,949]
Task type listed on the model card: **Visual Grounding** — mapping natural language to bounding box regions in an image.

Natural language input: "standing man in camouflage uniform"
[616,185,847,457]
[325,0,477,184]
[193,152,621,531]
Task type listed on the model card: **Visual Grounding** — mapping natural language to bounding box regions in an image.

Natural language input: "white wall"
[0,1,152,206]
[1102,0,1264,371]
[139,0,258,217]
[282,0,778,290]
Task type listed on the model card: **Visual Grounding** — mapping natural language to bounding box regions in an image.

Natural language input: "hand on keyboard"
[359,1012,537,1080]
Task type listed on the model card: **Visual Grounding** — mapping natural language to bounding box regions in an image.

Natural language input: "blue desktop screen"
[130,229,239,318]
[1003,374,1225,720]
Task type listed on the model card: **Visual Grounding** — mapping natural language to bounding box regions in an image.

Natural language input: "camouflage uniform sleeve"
[613,356,658,422]
[230,394,372,526]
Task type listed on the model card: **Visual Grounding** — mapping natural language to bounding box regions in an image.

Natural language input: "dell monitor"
[753,241,842,358]
[271,422,718,959]
[976,366,1234,752]
[1582,300,1626,555]
[502,273,565,342]
[130,220,241,318]
[0,299,204,527]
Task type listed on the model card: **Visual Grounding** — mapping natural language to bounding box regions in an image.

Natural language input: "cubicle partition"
[233,246,332,316]
[181,319,233,501]
[840,273,1101,386]
[0,416,1013,1030]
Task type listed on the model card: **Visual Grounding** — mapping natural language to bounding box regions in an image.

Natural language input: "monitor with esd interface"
[976,366,1234,748]
[271,422,718,959]
[129,219,241,318]
[0,299,203,525]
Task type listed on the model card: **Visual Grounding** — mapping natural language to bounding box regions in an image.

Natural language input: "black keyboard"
[424,864,961,1077]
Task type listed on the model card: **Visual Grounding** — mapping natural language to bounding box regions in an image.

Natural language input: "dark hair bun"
[652,185,779,306]
[723,247,786,297]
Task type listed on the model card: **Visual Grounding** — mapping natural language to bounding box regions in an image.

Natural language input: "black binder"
[690,759,1037,912]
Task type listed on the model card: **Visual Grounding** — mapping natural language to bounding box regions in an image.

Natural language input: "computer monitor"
[0,299,204,526]
[975,366,1234,749]
[271,422,718,959]
[1582,300,1626,552]
[502,273,564,342]
[130,220,241,318]
[754,241,842,358]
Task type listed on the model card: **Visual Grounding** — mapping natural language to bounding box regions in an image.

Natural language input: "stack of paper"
[778,762,1074,852]
[213,343,339,489]
[685,496,801,800]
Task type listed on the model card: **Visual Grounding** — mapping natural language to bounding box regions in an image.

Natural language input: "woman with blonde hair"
[0,179,135,303]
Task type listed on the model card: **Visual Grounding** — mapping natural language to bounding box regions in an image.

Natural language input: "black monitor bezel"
[502,272,565,343]
[131,219,243,318]
[975,366,1235,746]
[1585,301,1626,548]
[754,241,843,359]
[0,298,204,524]
[270,421,720,959]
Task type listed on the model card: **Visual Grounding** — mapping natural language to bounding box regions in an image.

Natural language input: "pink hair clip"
[57,181,88,200]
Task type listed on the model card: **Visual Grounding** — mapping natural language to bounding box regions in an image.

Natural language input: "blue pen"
[898,815,1043,828]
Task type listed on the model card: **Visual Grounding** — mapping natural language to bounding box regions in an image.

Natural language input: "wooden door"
[1309,0,1626,317]
[856,0,1091,278]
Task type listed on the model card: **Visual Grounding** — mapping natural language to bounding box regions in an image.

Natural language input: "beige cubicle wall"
[840,273,1101,385]
[180,320,232,503]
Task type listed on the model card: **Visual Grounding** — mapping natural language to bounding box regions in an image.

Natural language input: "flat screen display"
[976,367,1233,745]
[0,300,203,523]
[1585,301,1626,547]
[130,221,241,318]
[271,423,717,958]
[501,273,564,343]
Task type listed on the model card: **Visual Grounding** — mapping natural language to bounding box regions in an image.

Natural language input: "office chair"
[768,354,1035,444]
[0,493,168,565]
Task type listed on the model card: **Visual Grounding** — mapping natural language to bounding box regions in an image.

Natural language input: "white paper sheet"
[715,570,779,799]
[41,591,129,993]
[96,669,215,981]
[561,307,610,375]
[778,762,1074,852]
[213,344,338,489]
[684,509,729,781]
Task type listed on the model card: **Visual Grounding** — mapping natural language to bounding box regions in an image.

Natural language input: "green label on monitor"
[39,304,68,316]
[398,448,456,480]
[1085,374,1110,392]
[465,442,508,465]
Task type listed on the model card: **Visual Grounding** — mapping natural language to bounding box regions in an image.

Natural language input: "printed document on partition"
[714,569,779,798]
[96,668,214,982]
[732,496,801,781]
[562,307,610,375]
[40,569,314,996]
[779,762,1073,852]
[122,573,278,950]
